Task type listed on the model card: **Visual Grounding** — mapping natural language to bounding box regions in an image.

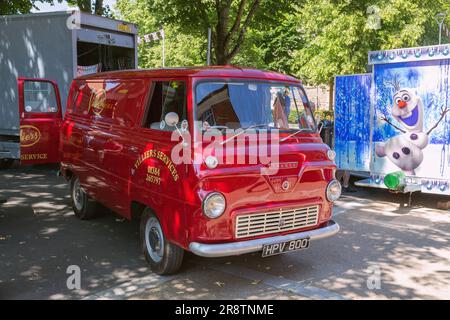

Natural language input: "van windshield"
[195,81,316,133]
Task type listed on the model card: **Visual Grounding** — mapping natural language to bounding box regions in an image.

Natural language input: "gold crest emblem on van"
[69,132,83,148]
[20,125,41,147]
[88,89,107,115]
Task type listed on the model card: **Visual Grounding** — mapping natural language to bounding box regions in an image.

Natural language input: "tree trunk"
[76,0,91,12]
[212,0,260,65]
[215,51,231,65]
[214,0,231,65]
[215,33,229,65]
[328,78,335,111]
[94,0,104,15]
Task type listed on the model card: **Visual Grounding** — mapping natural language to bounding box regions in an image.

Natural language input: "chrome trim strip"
[189,220,339,258]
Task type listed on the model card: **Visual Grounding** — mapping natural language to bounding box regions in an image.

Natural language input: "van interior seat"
[150,122,177,131]
[150,122,161,130]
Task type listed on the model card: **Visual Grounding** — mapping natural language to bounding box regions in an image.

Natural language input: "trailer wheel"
[70,176,99,220]
[0,159,14,170]
[140,208,184,275]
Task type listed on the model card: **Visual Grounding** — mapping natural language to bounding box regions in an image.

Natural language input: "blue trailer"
[334,44,450,197]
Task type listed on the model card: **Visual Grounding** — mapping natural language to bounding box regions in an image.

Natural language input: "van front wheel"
[140,209,184,275]
[70,176,99,220]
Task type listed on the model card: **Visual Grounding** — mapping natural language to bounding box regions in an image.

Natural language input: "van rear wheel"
[140,208,184,275]
[70,176,99,220]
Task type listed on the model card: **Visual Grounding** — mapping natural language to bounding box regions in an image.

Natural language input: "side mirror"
[165,112,179,127]
[317,122,324,134]
[309,101,318,122]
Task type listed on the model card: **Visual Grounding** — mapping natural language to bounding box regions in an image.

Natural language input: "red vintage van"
[18,67,340,275]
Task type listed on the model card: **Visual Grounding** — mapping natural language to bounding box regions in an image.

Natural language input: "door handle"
[84,135,94,149]
[129,146,140,154]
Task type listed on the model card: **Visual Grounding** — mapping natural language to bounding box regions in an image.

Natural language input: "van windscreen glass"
[195,81,316,133]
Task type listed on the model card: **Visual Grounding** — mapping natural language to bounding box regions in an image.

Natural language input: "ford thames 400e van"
[18,67,340,275]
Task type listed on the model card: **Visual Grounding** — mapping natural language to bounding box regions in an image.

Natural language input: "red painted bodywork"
[19,67,336,251]
[18,78,62,165]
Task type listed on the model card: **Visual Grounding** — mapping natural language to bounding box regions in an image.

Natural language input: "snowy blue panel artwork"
[334,74,372,172]
[372,60,450,190]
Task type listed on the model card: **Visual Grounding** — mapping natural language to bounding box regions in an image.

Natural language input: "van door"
[129,79,189,227]
[18,78,62,165]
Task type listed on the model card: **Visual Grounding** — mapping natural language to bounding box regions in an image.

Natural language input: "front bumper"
[189,220,339,258]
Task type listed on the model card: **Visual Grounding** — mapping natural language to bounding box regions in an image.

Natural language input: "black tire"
[70,176,99,220]
[140,208,184,275]
[0,159,14,170]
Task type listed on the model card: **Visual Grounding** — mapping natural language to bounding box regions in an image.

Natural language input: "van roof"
[76,66,300,83]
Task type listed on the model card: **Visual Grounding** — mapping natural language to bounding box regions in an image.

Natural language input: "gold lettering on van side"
[146,174,161,185]
[20,153,48,161]
[147,166,160,176]
[134,150,179,182]
[146,166,161,185]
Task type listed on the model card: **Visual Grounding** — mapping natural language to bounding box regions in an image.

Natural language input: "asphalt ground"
[1,165,449,300]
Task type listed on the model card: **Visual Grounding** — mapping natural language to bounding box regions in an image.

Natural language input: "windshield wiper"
[280,128,311,142]
[220,124,271,145]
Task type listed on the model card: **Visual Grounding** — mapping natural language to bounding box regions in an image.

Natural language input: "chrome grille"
[235,205,319,239]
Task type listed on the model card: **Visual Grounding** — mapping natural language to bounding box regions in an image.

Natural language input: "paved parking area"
[1,165,449,299]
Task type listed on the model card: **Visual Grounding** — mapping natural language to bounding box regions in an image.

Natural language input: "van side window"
[23,81,58,113]
[144,81,186,131]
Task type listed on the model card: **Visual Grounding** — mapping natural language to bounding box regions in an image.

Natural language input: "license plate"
[261,237,310,257]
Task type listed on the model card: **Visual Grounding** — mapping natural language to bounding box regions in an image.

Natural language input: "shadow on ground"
[0,166,449,299]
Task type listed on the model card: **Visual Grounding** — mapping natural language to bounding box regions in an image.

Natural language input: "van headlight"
[202,192,226,218]
[326,180,341,202]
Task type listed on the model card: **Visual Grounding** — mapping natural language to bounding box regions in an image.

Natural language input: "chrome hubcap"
[145,217,164,263]
[73,179,84,211]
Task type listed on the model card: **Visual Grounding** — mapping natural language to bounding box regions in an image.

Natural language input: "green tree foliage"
[66,0,111,15]
[0,0,110,16]
[249,12,303,74]
[293,0,450,86]
[116,0,450,89]
[143,0,294,65]
[115,0,206,68]
[0,0,55,15]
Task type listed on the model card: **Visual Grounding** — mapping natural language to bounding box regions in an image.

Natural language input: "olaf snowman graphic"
[375,77,449,175]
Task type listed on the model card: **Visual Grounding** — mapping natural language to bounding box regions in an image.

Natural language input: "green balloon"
[384,171,406,190]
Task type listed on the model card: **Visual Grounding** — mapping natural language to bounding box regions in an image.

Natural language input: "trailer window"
[23,81,58,113]
[143,81,187,131]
